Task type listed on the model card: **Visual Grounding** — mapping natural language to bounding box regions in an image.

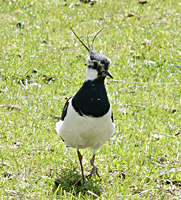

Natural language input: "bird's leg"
[77,150,86,183]
[87,153,100,177]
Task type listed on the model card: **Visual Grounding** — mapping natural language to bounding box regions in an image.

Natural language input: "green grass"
[0,0,181,199]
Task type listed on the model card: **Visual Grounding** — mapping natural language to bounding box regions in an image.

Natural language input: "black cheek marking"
[101,60,110,70]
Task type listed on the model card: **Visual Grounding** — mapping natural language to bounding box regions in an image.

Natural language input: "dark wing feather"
[111,111,114,122]
[60,97,71,142]
[61,97,71,121]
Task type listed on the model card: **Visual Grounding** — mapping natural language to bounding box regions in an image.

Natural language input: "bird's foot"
[87,166,100,178]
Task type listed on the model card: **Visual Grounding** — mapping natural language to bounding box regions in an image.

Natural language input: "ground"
[0,0,181,199]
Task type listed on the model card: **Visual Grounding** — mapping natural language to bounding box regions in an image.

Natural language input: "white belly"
[56,100,115,151]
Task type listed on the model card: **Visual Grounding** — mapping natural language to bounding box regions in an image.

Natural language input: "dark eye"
[101,59,110,69]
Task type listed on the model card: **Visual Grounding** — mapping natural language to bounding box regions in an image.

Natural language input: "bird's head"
[70,27,113,81]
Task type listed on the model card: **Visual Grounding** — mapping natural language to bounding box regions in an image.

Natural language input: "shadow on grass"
[53,168,103,199]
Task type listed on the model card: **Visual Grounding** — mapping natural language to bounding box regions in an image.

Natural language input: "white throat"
[85,67,98,81]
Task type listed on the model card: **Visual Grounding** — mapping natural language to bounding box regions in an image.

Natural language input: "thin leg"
[87,153,100,177]
[77,150,85,183]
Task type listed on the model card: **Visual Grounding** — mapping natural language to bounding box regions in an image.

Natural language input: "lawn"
[0,0,181,199]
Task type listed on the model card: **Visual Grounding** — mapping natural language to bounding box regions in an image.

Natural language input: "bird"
[56,27,115,183]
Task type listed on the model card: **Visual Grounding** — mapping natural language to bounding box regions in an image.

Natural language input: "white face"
[85,68,98,81]
[85,54,112,81]
[86,55,94,66]
[86,55,111,68]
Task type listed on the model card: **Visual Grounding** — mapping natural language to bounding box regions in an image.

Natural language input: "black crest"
[70,27,113,79]
[70,27,105,53]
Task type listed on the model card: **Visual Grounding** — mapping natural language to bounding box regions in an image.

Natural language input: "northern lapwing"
[56,27,115,183]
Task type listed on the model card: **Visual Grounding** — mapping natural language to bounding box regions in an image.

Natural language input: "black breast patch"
[72,79,110,117]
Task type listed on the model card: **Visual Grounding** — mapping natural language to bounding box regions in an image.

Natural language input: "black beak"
[104,70,113,79]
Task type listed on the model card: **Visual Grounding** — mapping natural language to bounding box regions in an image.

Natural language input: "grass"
[0,0,181,199]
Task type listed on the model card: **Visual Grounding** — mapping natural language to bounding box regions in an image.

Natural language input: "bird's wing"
[111,111,114,122]
[61,97,72,121]
[57,97,72,142]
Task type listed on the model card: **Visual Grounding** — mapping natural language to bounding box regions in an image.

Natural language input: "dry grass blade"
[0,104,21,110]
[127,13,140,19]
[138,1,148,4]
[175,130,181,136]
